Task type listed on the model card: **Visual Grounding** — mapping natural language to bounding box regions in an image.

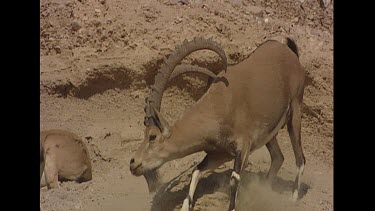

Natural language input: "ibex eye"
[149,135,157,141]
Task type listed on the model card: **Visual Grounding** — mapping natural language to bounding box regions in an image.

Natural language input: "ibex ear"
[153,108,171,138]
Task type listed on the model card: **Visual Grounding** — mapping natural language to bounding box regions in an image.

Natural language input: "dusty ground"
[40,0,333,210]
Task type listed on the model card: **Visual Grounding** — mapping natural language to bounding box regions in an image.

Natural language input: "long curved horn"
[144,37,227,126]
[169,64,218,81]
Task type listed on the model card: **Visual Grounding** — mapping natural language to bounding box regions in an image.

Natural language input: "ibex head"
[130,37,227,176]
[130,103,171,176]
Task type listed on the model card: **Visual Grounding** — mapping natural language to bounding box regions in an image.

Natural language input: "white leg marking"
[297,163,305,190]
[230,171,241,187]
[181,198,190,211]
[180,169,200,211]
[231,171,241,182]
[291,163,305,202]
[292,190,299,202]
[188,170,200,197]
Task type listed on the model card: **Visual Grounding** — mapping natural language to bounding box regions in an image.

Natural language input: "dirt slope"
[40,0,333,210]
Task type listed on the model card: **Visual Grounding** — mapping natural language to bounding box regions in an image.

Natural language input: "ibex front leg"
[228,142,250,211]
[181,152,231,211]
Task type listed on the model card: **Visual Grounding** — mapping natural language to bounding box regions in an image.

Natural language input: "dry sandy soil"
[40,0,333,210]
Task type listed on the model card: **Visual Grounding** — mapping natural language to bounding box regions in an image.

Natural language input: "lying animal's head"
[130,37,227,176]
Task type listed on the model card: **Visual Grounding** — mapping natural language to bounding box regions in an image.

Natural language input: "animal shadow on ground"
[150,168,310,211]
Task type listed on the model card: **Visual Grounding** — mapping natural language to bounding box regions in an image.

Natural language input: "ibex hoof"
[290,190,299,202]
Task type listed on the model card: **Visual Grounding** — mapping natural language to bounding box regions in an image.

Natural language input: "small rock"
[164,0,178,5]
[95,9,101,13]
[265,7,273,15]
[78,28,85,34]
[179,0,189,5]
[91,19,101,27]
[264,18,269,23]
[71,21,82,31]
[215,23,228,34]
[129,42,138,49]
[43,21,53,29]
[100,34,108,41]
[175,17,183,24]
[279,26,287,33]
[247,6,264,17]
[57,4,65,10]
[292,17,299,23]
[54,46,62,54]
[255,41,262,47]
[48,37,55,41]
[104,132,111,139]
[244,15,251,21]
[74,204,82,209]
[230,0,242,8]
[85,136,93,141]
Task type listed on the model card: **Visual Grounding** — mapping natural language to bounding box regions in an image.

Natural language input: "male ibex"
[40,129,92,189]
[130,37,305,211]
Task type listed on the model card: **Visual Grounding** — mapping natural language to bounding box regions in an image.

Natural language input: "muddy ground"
[40,0,333,210]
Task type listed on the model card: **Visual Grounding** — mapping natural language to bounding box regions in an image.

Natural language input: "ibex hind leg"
[287,99,306,202]
[265,136,284,184]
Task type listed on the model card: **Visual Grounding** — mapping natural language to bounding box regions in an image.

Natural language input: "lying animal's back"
[40,129,82,145]
[41,129,92,178]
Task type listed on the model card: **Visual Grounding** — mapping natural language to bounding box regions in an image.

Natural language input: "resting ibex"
[130,37,305,211]
[40,129,92,189]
